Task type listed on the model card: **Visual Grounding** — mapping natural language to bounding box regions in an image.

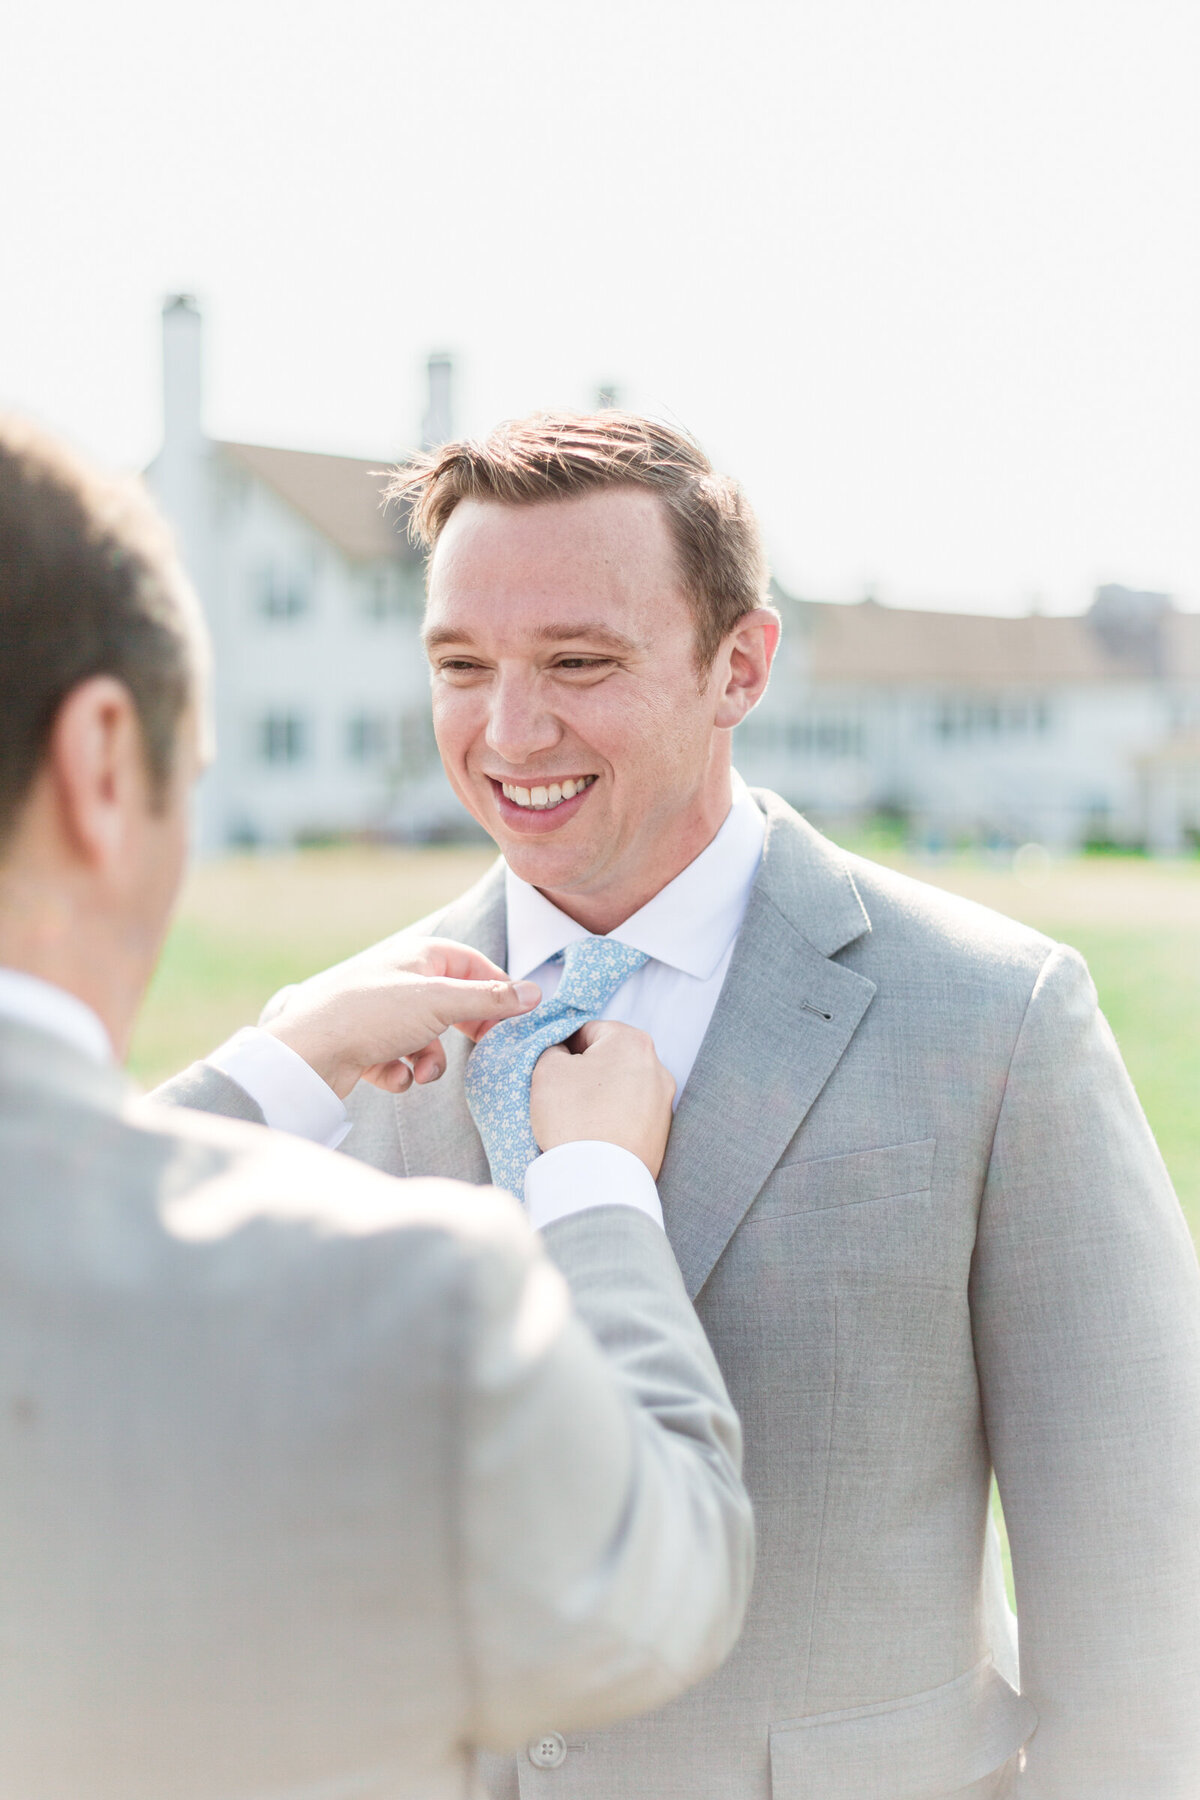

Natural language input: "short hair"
[0,414,204,848]
[387,411,772,670]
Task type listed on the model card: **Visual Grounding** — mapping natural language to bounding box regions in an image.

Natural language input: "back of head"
[0,415,206,852]
[389,410,772,669]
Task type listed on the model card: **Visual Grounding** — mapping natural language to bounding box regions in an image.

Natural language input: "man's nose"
[484,675,561,765]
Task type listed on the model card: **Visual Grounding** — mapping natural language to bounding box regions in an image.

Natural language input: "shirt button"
[527,1731,567,1769]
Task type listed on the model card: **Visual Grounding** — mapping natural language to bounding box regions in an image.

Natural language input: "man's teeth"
[501,775,596,810]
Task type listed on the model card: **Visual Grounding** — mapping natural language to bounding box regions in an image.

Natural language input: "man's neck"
[0,869,131,1058]
[536,780,737,936]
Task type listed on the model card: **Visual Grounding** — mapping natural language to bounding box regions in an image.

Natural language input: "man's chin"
[494,835,593,893]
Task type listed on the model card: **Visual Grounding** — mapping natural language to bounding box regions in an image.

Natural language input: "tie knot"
[463,933,650,1200]
[556,936,649,1010]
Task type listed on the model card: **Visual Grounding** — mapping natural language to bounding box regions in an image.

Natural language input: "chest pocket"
[747,1137,937,1226]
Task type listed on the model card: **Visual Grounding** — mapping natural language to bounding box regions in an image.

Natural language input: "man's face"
[424,488,733,923]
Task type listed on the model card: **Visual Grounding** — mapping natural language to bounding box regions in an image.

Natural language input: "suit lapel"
[658,794,877,1298]
[392,859,507,1186]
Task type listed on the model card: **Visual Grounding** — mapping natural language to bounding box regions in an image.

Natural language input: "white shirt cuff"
[205,1027,352,1150]
[523,1142,665,1232]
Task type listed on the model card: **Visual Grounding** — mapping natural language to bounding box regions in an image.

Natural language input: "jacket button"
[527,1731,567,1769]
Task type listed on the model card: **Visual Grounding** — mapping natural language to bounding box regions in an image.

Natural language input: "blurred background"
[2,0,1196,1237]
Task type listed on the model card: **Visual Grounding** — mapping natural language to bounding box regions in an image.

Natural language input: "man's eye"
[437,658,484,675]
[555,657,612,671]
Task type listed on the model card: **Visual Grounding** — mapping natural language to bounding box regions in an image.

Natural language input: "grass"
[130,845,496,1088]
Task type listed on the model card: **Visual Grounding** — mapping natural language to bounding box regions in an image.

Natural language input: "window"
[363,566,416,620]
[258,713,308,764]
[933,697,1052,743]
[738,714,863,758]
[346,713,390,763]
[256,567,308,620]
[399,708,438,774]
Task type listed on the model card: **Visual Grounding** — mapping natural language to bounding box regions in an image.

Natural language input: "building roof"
[791,596,1200,686]
[219,441,418,564]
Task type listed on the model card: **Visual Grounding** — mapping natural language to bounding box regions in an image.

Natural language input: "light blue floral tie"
[464,935,649,1199]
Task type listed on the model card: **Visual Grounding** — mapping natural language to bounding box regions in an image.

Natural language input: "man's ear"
[713,607,781,730]
[47,676,148,873]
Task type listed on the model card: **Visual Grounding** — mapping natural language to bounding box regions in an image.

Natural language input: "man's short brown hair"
[387,411,772,670]
[0,414,202,847]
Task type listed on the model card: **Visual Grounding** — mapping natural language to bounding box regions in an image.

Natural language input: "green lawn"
[130,845,496,1092]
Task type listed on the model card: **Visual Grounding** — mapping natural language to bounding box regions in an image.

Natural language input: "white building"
[735,586,1200,851]
[146,294,1200,856]
[146,296,456,854]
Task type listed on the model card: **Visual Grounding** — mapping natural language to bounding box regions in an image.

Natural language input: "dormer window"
[258,714,308,764]
[256,567,308,619]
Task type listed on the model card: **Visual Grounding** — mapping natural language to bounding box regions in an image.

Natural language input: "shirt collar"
[0,969,114,1065]
[505,773,766,982]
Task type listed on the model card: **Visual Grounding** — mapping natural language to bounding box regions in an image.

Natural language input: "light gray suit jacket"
[162,791,1200,1800]
[0,1013,752,1800]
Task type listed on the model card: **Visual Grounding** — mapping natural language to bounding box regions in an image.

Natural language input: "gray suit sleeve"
[150,1062,267,1126]
[459,1202,755,1750]
[971,944,1200,1798]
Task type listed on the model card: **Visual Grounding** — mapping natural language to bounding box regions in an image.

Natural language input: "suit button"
[528,1732,567,1769]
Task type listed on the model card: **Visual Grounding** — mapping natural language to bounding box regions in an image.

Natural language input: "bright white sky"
[2,0,1197,615]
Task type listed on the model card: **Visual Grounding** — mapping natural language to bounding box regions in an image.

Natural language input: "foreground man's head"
[0,416,208,1056]
[397,413,781,934]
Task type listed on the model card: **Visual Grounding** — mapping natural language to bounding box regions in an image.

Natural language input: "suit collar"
[749,787,872,958]
[435,857,508,968]
[0,1013,132,1115]
[658,794,877,1298]
[0,967,114,1065]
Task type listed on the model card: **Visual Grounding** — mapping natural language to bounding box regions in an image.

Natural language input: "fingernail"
[514,981,541,1006]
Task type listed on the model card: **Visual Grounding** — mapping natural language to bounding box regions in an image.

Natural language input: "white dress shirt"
[0,968,113,1064]
[208,776,765,1229]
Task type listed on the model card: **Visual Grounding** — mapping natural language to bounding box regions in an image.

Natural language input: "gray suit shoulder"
[839,847,1061,992]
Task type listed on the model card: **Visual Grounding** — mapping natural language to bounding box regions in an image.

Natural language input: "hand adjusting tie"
[464,936,649,1198]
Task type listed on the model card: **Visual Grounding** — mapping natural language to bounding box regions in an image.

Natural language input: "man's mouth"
[497,775,598,812]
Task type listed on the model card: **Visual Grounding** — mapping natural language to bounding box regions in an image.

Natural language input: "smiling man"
[162,412,1200,1800]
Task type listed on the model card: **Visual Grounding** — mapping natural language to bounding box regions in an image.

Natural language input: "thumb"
[425,976,541,1029]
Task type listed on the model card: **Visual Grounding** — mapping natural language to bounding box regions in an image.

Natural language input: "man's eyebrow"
[422,620,641,654]
[422,624,473,651]
[530,621,641,653]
